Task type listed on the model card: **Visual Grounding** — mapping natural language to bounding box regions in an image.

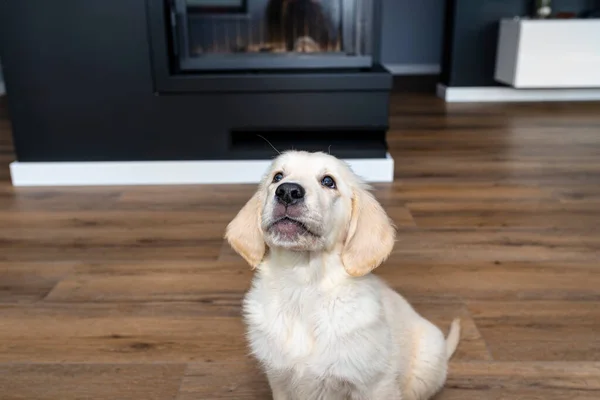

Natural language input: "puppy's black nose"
[275,182,305,206]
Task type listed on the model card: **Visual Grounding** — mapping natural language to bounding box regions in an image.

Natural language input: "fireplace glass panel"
[170,0,375,71]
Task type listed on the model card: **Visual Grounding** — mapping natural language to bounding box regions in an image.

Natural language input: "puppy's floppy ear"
[225,190,266,269]
[342,186,396,277]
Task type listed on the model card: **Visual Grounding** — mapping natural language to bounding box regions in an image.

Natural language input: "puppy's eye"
[321,175,336,189]
[273,172,284,183]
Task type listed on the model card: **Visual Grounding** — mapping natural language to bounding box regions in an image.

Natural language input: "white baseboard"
[437,84,600,103]
[385,64,440,75]
[10,153,395,187]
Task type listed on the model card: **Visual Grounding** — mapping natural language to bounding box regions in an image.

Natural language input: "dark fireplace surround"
[0,0,392,163]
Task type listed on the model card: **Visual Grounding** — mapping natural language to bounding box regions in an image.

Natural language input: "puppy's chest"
[254,292,329,351]
[245,286,347,363]
[244,280,384,379]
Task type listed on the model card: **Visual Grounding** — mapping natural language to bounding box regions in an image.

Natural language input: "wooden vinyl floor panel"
[0,363,185,400]
[1,94,600,398]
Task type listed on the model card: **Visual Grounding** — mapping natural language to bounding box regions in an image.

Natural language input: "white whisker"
[257,134,281,155]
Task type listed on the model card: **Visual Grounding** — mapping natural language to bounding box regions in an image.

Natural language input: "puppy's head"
[225,151,396,276]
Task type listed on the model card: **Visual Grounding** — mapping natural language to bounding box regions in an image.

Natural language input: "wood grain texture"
[436,362,600,399]
[45,261,253,303]
[469,301,600,361]
[0,363,185,400]
[406,200,600,229]
[390,229,594,263]
[178,360,271,400]
[0,303,246,363]
[382,260,600,301]
[0,262,74,303]
[1,93,600,398]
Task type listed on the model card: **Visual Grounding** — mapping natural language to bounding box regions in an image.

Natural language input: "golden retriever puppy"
[226,150,460,400]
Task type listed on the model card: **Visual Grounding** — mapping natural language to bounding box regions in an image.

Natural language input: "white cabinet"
[495,19,600,88]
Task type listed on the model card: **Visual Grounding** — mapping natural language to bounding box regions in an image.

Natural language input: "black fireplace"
[0,0,392,164]
[169,0,375,71]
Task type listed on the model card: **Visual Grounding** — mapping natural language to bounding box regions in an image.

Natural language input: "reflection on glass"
[185,0,372,58]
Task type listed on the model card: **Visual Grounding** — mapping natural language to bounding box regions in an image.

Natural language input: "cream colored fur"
[225,151,460,400]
